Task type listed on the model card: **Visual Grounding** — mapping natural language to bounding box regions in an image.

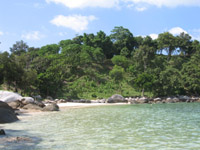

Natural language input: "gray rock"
[178,96,190,102]
[107,94,125,103]
[33,95,42,101]
[0,101,19,123]
[34,101,45,108]
[0,90,23,103]
[22,103,43,111]
[42,103,59,111]
[21,97,34,105]
[7,100,24,109]
[138,97,149,103]
[153,98,162,102]
[165,97,175,103]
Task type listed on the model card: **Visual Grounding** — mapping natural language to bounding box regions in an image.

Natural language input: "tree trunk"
[141,88,144,97]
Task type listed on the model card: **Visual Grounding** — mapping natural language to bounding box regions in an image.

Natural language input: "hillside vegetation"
[1,26,200,99]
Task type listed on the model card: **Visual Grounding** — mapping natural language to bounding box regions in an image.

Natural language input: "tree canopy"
[1,26,200,99]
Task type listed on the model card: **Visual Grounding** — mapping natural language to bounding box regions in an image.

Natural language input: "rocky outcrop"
[126,96,200,104]
[0,101,19,123]
[107,94,126,103]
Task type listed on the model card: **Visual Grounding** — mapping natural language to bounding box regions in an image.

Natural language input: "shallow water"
[2,103,200,150]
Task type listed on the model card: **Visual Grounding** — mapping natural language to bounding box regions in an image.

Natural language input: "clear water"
[1,103,200,150]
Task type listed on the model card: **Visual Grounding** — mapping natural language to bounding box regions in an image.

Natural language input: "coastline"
[16,102,128,119]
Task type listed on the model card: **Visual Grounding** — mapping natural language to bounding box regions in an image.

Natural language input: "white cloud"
[46,0,119,8]
[0,31,3,36]
[135,6,147,11]
[169,27,187,35]
[123,0,200,8]
[21,31,45,41]
[50,15,97,32]
[149,33,158,40]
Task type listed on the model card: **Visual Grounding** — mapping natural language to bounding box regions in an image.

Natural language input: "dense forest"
[0,26,200,99]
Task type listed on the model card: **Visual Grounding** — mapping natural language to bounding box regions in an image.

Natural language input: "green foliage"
[109,65,124,81]
[10,40,29,56]
[1,26,200,99]
[134,72,154,96]
[111,55,129,69]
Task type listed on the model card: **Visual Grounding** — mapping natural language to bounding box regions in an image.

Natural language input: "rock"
[42,103,59,111]
[22,103,43,111]
[34,101,45,108]
[46,96,54,100]
[138,97,149,103]
[33,95,42,101]
[172,98,179,103]
[21,97,35,105]
[0,90,23,103]
[153,98,162,102]
[0,101,15,112]
[0,129,6,135]
[107,94,126,103]
[165,97,175,103]
[0,107,19,123]
[7,100,24,109]
[178,96,190,102]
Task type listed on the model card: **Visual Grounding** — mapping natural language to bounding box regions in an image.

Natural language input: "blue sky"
[1,0,200,52]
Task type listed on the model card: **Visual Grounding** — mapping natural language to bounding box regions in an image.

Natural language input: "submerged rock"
[0,129,6,135]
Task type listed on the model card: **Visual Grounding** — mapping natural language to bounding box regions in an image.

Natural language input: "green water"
[2,103,200,150]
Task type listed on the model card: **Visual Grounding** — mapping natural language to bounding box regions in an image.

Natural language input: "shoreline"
[16,102,128,119]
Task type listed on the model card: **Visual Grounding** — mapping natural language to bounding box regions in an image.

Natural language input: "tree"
[10,40,29,56]
[177,32,192,56]
[39,44,60,56]
[133,45,155,72]
[109,65,124,94]
[111,55,129,69]
[181,50,200,95]
[93,31,114,59]
[134,72,154,97]
[153,66,182,96]
[110,26,135,56]
[157,32,176,60]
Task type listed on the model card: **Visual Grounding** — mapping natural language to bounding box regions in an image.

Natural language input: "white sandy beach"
[57,102,128,110]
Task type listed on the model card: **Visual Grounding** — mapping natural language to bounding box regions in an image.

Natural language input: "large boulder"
[21,97,35,105]
[0,91,22,103]
[0,101,15,111]
[7,100,24,109]
[107,94,126,103]
[42,103,59,111]
[0,101,19,123]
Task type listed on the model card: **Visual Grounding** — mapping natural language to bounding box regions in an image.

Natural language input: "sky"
[1,0,200,52]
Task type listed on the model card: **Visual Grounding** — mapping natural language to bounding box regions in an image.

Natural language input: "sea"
[1,103,200,150]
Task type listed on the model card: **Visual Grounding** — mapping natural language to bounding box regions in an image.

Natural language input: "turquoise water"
[2,103,200,150]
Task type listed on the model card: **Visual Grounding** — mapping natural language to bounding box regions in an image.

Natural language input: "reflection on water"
[3,103,200,150]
